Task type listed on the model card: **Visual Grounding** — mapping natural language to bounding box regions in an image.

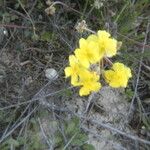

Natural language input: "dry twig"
[128,20,150,116]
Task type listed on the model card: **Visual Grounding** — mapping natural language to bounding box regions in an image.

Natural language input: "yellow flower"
[64,55,82,85]
[87,34,105,58]
[87,30,118,57]
[104,62,132,88]
[74,38,102,68]
[78,71,101,96]
[97,30,117,57]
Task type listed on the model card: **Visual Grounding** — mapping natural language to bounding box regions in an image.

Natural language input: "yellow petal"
[87,34,98,42]
[104,62,132,88]
[97,30,110,38]
[112,62,124,71]
[105,38,117,57]
[88,41,101,63]
[79,38,87,49]
[64,67,71,77]
[71,74,78,86]
[74,49,90,68]
[126,68,132,78]
[69,55,77,66]
[91,82,101,91]
[79,87,90,96]
[104,70,114,81]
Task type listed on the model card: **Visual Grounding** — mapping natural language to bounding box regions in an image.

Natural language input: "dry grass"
[0,0,150,149]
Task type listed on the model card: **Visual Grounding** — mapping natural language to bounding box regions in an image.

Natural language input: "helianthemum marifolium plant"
[64,29,132,96]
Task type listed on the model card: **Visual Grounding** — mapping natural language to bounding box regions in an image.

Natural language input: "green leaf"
[7,138,19,147]
[32,33,39,41]
[142,114,150,130]
[72,117,80,126]
[65,117,80,135]
[11,15,19,21]
[82,143,95,150]
[66,121,76,134]
[58,89,73,98]
[72,133,88,146]
[40,32,53,42]
[37,1,44,9]
[125,88,134,100]
[55,134,63,145]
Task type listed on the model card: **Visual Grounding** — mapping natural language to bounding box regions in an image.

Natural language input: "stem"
[17,0,36,35]
[84,27,96,34]
[104,57,113,65]
[0,24,31,29]
[50,1,82,15]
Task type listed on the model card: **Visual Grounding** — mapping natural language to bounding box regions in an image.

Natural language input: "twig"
[117,32,150,49]
[40,100,68,112]
[20,60,31,66]
[128,20,150,116]
[6,7,30,20]
[50,1,82,15]
[17,0,36,34]
[63,133,77,150]
[84,27,96,34]
[82,126,127,150]
[84,92,97,114]
[0,86,73,110]
[0,24,31,29]
[28,0,38,15]
[0,30,16,56]
[0,106,38,143]
[115,2,129,23]
[10,104,31,130]
[38,118,53,149]
[78,115,150,145]
[104,57,113,65]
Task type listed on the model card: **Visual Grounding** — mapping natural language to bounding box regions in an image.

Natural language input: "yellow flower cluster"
[64,30,132,96]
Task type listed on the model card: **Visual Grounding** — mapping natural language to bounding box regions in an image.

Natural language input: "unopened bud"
[46,0,52,6]
[45,6,56,15]
[75,20,88,33]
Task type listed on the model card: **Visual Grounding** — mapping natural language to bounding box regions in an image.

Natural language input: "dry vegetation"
[0,0,150,149]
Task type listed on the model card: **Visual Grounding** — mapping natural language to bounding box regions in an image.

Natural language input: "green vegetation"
[0,0,149,149]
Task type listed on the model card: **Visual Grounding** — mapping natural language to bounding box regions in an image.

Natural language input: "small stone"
[25,76,33,86]
[45,68,58,80]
